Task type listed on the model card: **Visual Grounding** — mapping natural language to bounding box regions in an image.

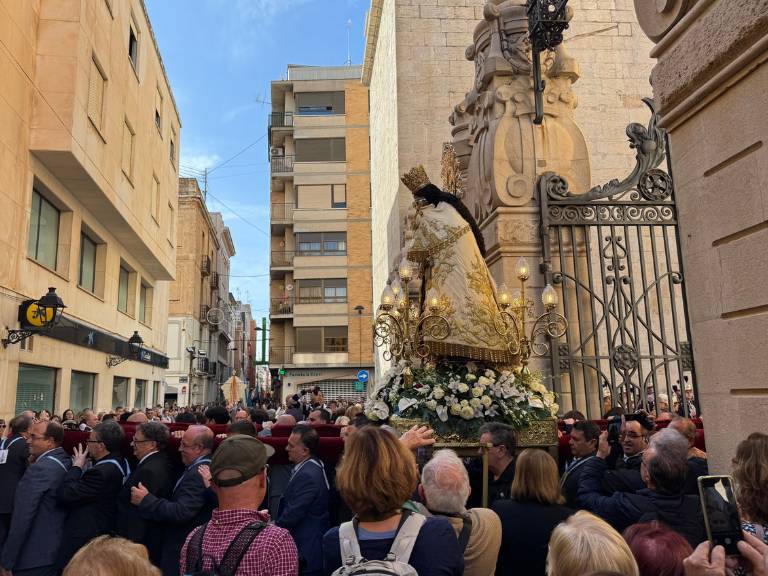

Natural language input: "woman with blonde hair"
[322,426,463,575]
[493,448,574,575]
[547,511,640,576]
[733,432,768,543]
[63,535,160,575]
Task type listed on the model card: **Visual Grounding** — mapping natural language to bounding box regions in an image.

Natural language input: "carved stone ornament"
[450,0,590,225]
[633,0,696,43]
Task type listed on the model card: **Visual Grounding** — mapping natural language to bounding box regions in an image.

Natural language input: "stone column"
[633,0,768,472]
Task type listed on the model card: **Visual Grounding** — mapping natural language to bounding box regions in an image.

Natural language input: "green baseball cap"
[210,435,275,487]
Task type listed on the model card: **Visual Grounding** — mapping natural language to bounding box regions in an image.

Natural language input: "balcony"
[195,357,210,374]
[200,304,210,323]
[210,272,220,292]
[270,297,294,317]
[271,250,295,267]
[270,346,294,365]
[269,112,294,129]
[201,255,211,277]
[271,203,294,221]
[270,155,294,175]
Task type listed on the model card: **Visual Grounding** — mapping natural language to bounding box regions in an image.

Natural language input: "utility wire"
[208,133,267,175]
[205,190,269,236]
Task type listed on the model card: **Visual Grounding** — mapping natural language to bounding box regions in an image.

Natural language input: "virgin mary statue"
[400,165,514,365]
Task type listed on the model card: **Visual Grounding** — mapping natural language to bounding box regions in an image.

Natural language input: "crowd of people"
[0,391,766,576]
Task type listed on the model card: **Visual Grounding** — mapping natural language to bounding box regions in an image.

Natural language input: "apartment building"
[268,65,374,400]
[0,1,180,417]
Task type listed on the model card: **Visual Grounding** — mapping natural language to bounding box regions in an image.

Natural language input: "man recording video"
[602,412,655,494]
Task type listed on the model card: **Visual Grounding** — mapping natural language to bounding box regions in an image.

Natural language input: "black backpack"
[184,521,266,576]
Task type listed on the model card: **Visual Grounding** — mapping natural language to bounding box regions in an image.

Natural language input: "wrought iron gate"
[537,99,696,419]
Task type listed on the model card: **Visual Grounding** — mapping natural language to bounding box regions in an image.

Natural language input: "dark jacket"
[577,457,706,547]
[602,451,646,494]
[277,457,330,576]
[56,452,129,568]
[1,447,72,571]
[560,454,596,508]
[684,457,709,494]
[116,451,173,564]
[0,435,29,514]
[492,499,575,576]
[138,454,216,576]
[468,459,516,508]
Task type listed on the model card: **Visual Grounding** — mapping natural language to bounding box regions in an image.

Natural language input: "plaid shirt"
[180,509,298,576]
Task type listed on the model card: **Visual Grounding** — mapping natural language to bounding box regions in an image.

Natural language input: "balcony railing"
[295,295,347,305]
[196,357,210,374]
[210,272,220,291]
[270,155,294,174]
[271,203,294,221]
[270,346,294,365]
[271,251,295,267]
[269,112,294,128]
[270,298,294,315]
[201,255,211,277]
[200,304,210,323]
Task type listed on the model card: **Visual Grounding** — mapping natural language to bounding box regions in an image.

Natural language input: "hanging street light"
[2,287,66,348]
[106,330,145,368]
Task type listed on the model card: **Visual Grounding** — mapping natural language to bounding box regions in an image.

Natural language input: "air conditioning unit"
[270,146,284,157]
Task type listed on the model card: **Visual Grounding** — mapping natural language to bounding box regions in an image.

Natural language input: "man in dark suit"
[56,420,129,568]
[131,425,217,576]
[0,415,32,549]
[277,424,329,576]
[0,421,71,576]
[560,420,600,507]
[116,421,172,566]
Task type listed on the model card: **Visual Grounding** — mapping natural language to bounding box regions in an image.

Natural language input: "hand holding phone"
[698,475,743,556]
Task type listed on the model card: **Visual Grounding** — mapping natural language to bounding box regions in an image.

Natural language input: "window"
[296,232,346,256]
[79,232,97,292]
[295,327,348,353]
[27,189,60,270]
[134,379,147,408]
[295,91,345,115]
[297,279,346,303]
[153,380,162,405]
[118,266,130,313]
[151,174,159,223]
[128,18,139,72]
[332,184,347,208]
[122,119,135,180]
[112,376,129,409]
[139,282,152,325]
[70,371,95,413]
[168,202,175,245]
[294,138,346,162]
[16,364,56,415]
[170,128,176,165]
[87,57,106,131]
[154,86,163,134]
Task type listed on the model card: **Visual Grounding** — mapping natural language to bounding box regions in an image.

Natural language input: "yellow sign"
[25,302,53,327]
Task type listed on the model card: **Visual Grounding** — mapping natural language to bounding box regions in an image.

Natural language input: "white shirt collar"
[139,450,159,466]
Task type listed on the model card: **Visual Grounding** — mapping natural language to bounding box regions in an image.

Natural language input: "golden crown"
[401,165,431,193]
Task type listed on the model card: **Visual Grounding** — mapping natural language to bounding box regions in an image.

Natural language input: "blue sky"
[145,0,370,319]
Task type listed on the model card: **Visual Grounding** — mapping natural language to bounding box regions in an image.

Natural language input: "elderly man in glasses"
[115,422,172,566]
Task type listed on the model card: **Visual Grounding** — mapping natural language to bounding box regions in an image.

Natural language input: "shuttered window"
[296,327,323,353]
[317,379,362,401]
[294,138,346,162]
[16,364,56,415]
[296,91,345,115]
[296,327,348,353]
[332,184,346,208]
[88,58,106,131]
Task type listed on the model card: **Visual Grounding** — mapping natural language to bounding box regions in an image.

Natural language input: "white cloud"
[180,153,221,172]
[229,0,312,20]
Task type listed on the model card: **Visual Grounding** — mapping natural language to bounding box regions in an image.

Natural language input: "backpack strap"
[338,520,363,565]
[388,512,426,564]
[216,521,267,576]
[457,514,473,553]
[185,522,209,573]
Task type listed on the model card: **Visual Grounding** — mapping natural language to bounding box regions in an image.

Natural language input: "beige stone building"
[0,0,180,417]
[632,0,768,472]
[268,65,375,400]
[364,0,656,382]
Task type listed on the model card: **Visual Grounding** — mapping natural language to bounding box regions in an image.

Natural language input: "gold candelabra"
[495,257,568,372]
[374,259,451,386]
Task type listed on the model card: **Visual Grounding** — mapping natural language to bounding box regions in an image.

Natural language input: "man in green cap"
[180,435,298,575]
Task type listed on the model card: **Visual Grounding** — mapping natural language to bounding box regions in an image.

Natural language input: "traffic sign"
[354,381,365,393]
[357,370,369,383]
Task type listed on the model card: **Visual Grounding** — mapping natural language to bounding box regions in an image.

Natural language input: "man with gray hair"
[418,450,501,576]
[577,427,706,547]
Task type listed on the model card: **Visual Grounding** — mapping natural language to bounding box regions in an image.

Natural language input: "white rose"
[531,382,547,394]
[433,387,445,400]
[465,374,477,382]
[450,403,462,415]
[426,400,438,411]
[477,376,492,388]
[471,387,483,398]
[458,383,470,394]
[484,369,496,379]
[480,395,493,407]
[460,399,469,407]
[470,397,481,408]
[460,406,475,420]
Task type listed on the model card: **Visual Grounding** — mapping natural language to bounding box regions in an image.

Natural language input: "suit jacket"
[560,454,596,508]
[56,452,129,567]
[116,451,173,564]
[1,447,72,571]
[602,452,645,494]
[277,458,329,576]
[0,435,30,514]
[138,454,216,576]
[492,499,575,575]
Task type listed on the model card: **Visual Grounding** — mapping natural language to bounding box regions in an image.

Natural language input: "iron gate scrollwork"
[538,99,697,419]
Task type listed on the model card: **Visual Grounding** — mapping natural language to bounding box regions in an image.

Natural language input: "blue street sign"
[357,370,369,383]
[355,381,365,393]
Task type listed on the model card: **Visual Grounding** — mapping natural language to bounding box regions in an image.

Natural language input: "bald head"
[276,414,296,427]
[180,425,214,466]
[127,411,149,424]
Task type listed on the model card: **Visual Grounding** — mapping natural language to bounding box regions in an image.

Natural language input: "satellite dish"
[286,284,294,292]
[207,307,224,326]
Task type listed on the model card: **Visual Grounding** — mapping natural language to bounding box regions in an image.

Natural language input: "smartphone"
[698,475,743,555]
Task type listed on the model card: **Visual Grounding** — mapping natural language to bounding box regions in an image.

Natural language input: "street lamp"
[106,331,144,368]
[2,287,66,347]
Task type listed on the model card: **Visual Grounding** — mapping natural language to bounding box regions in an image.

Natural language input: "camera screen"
[701,477,742,550]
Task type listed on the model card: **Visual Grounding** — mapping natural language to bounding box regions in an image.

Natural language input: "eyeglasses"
[0,424,6,428]
[620,432,644,440]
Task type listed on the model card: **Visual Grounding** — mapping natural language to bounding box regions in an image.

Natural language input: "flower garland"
[366,360,558,438]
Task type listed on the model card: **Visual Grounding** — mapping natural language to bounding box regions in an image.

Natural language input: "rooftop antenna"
[345,19,352,66]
